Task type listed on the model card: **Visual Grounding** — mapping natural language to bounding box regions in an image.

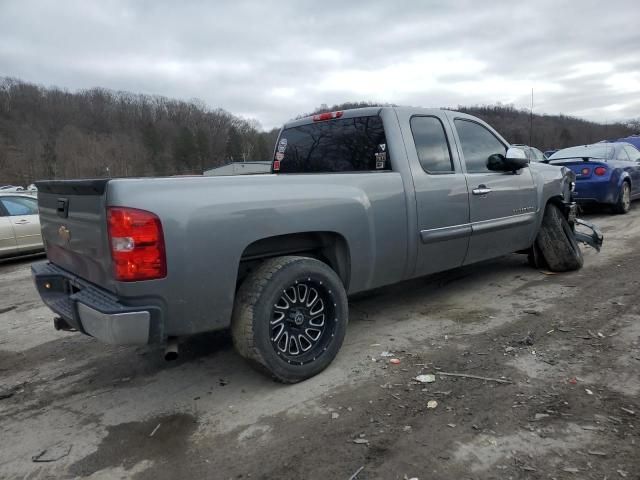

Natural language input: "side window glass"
[277,116,390,173]
[0,197,38,216]
[454,120,506,173]
[533,148,544,161]
[624,146,640,161]
[410,116,454,173]
[616,148,630,161]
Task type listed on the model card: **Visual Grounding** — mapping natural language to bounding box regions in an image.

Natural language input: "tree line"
[0,77,279,185]
[1,78,637,185]
[309,102,638,152]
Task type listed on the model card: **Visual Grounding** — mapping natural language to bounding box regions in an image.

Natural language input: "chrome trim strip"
[420,212,537,244]
[471,212,537,234]
[420,224,472,244]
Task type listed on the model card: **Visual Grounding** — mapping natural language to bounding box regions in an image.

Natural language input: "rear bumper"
[573,180,618,204]
[32,262,164,345]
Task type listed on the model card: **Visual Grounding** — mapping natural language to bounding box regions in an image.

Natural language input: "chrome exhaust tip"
[164,337,179,361]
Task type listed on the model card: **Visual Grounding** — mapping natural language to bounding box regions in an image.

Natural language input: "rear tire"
[533,204,583,272]
[612,181,631,214]
[231,256,348,383]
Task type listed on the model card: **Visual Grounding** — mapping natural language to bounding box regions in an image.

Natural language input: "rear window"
[549,145,614,161]
[274,116,390,173]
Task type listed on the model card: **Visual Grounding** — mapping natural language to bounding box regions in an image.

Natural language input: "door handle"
[14,219,29,225]
[472,185,492,195]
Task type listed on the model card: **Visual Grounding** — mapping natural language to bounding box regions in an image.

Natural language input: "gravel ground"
[0,207,639,480]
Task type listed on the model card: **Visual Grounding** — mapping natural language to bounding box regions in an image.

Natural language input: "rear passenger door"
[405,115,471,277]
[451,118,538,265]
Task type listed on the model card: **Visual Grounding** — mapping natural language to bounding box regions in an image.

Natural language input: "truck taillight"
[312,111,343,122]
[107,207,166,281]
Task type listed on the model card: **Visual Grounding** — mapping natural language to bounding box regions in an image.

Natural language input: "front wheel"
[612,181,631,214]
[231,256,348,383]
[532,204,583,272]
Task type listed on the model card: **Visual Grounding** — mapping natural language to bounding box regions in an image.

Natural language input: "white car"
[0,185,26,193]
[0,193,43,258]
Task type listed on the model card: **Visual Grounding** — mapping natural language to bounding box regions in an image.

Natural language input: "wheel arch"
[237,231,351,290]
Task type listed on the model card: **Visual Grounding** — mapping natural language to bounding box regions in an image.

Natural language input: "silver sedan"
[0,192,43,258]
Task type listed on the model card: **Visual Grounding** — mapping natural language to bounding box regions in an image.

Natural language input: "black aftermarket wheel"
[231,256,348,383]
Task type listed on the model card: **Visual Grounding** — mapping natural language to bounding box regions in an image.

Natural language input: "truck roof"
[284,106,449,129]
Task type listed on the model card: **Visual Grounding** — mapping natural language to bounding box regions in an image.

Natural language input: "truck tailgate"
[36,180,114,290]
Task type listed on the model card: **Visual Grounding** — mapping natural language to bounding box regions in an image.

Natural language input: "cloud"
[0,0,638,129]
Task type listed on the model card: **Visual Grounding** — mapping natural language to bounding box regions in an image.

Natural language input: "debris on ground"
[389,358,401,365]
[427,400,438,409]
[587,451,607,456]
[149,423,162,437]
[562,467,579,473]
[32,445,72,463]
[331,412,340,419]
[352,438,369,445]
[437,372,512,384]
[415,374,436,384]
[0,389,15,400]
[348,466,365,480]
[518,332,535,346]
[380,351,394,357]
[620,407,635,415]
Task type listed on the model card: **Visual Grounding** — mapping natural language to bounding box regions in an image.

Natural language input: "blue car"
[616,135,640,150]
[549,142,640,214]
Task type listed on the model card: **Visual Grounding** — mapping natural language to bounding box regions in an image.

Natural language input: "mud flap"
[573,218,603,252]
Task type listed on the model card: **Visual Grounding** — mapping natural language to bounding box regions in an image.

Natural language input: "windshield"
[549,145,614,161]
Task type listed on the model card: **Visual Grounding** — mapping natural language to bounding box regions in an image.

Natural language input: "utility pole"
[529,88,533,146]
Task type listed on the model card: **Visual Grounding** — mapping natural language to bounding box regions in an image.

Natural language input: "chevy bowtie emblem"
[58,225,71,243]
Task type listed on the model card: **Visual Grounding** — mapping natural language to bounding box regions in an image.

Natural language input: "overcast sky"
[1,0,639,129]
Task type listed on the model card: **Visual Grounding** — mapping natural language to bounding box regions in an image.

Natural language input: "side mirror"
[487,147,529,172]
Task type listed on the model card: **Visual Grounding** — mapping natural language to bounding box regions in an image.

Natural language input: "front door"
[404,115,471,277]
[0,196,42,252]
[452,118,538,265]
[0,216,17,257]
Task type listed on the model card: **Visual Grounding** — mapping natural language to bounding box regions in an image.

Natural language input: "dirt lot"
[1,208,639,480]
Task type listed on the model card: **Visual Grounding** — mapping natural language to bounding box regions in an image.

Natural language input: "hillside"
[0,78,279,185]
[309,102,637,152]
[1,78,637,185]
[456,105,635,151]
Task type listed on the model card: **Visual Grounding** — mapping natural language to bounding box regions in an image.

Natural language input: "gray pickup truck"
[32,107,602,382]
